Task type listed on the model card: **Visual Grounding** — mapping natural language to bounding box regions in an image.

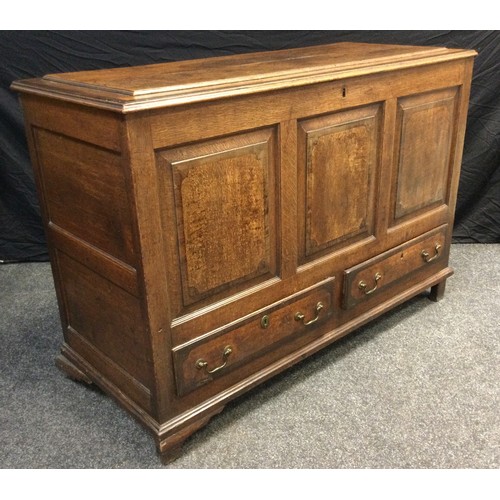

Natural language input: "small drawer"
[343,226,447,309]
[172,278,334,396]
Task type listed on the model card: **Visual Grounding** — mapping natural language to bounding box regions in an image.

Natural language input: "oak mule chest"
[12,42,476,463]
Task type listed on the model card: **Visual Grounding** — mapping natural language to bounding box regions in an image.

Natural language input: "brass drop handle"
[196,345,232,375]
[295,301,324,326]
[421,243,441,263]
[358,272,382,295]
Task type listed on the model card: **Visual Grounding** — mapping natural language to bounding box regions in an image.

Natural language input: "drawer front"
[343,226,447,309]
[173,278,334,396]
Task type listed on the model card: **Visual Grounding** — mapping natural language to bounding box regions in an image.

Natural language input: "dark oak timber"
[429,280,447,302]
[11,42,476,462]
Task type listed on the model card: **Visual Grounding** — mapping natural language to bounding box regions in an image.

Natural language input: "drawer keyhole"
[261,315,270,329]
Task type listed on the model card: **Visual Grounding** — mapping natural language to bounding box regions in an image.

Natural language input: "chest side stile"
[119,112,173,430]
[19,96,75,372]
[121,111,231,452]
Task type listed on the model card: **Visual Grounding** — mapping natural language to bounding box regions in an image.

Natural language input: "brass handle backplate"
[295,301,324,326]
[196,345,232,375]
[421,243,441,263]
[358,272,382,295]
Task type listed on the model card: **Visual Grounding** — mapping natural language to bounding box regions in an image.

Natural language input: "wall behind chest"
[1,31,498,265]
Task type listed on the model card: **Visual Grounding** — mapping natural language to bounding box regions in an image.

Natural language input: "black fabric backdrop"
[1,30,499,263]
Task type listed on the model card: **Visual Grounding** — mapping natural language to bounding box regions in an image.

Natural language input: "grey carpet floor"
[1,244,499,469]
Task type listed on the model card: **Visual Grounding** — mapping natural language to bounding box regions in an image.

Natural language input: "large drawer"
[343,226,447,309]
[172,278,334,396]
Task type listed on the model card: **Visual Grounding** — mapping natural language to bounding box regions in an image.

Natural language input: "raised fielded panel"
[173,278,334,396]
[391,87,458,225]
[156,128,279,317]
[57,251,152,392]
[32,128,135,265]
[342,225,447,309]
[298,104,381,264]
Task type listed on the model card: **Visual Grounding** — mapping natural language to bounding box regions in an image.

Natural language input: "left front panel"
[20,96,153,412]
[156,127,279,319]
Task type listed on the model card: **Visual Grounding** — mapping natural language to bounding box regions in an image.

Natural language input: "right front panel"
[390,87,459,228]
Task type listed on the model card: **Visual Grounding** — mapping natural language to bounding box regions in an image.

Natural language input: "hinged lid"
[11,42,477,113]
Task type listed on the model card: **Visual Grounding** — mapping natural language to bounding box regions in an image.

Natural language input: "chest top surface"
[11,41,476,112]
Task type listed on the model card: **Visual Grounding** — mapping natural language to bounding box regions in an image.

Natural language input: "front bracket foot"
[429,280,447,302]
[157,405,225,464]
[55,353,93,384]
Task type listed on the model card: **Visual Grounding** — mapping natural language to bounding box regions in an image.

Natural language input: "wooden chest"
[12,42,476,462]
